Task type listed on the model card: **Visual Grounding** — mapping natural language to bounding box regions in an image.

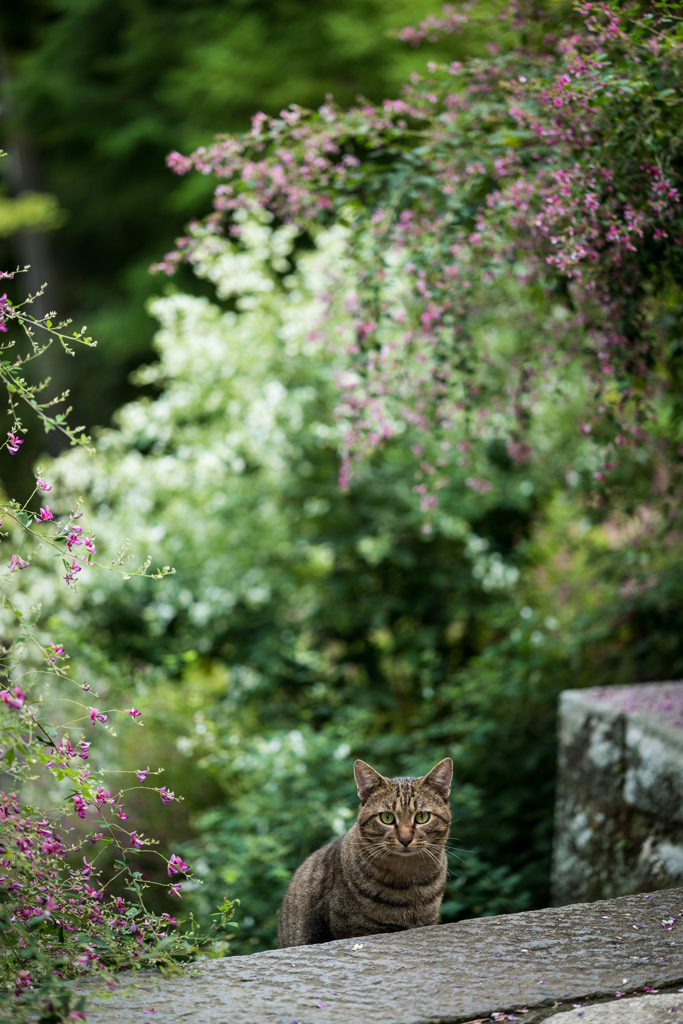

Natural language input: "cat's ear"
[354,760,386,802]
[421,757,453,800]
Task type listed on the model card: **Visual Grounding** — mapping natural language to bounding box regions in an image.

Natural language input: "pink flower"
[123,708,142,718]
[35,477,52,491]
[167,149,193,174]
[63,558,83,584]
[6,432,22,454]
[129,831,145,849]
[157,787,175,804]
[36,506,54,522]
[14,970,32,996]
[9,555,29,571]
[136,768,149,782]
[464,476,493,493]
[84,536,96,554]
[89,708,107,724]
[167,854,189,877]
[77,740,91,759]
[0,686,25,710]
[168,883,182,898]
[46,643,65,664]
[73,795,87,819]
[82,857,92,878]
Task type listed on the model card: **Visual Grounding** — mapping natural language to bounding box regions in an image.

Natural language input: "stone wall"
[552,682,683,907]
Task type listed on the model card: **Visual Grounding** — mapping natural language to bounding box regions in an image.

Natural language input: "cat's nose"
[397,826,413,846]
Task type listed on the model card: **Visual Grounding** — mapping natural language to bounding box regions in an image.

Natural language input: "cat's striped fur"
[277,757,452,947]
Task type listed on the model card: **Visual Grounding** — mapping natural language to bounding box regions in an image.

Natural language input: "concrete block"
[552,682,683,906]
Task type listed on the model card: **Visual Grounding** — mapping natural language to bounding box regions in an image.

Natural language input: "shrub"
[0,251,236,1021]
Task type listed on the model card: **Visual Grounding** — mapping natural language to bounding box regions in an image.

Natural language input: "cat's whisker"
[441,847,473,860]
[420,847,443,871]
[425,842,465,855]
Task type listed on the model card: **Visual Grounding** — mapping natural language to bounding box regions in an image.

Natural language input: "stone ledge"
[547,993,683,1023]
[82,887,683,1024]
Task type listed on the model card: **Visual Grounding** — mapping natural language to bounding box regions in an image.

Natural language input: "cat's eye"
[380,812,395,824]
[415,812,430,824]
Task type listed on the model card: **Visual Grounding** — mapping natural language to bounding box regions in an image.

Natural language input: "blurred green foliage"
[3,0,682,964]
[15,206,679,955]
[0,0,483,457]
[0,189,63,236]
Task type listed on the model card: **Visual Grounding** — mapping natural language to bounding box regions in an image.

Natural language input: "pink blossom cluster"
[0,293,9,334]
[153,0,683,504]
[0,281,214,1012]
[0,789,186,988]
[0,552,200,1011]
[0,719,195,1006]
[397,3,470,46]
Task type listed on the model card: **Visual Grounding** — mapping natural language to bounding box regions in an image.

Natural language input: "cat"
[277,756,452,948]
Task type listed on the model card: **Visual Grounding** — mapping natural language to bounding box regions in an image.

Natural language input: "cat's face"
[353,758,452,856]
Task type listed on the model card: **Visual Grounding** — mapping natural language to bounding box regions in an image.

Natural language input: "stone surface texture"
[552,682,683,907]
[83,888,683,1024]
[547,993,683,1023]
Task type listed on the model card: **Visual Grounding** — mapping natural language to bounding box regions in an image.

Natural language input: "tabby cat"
[277,757,452,947]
